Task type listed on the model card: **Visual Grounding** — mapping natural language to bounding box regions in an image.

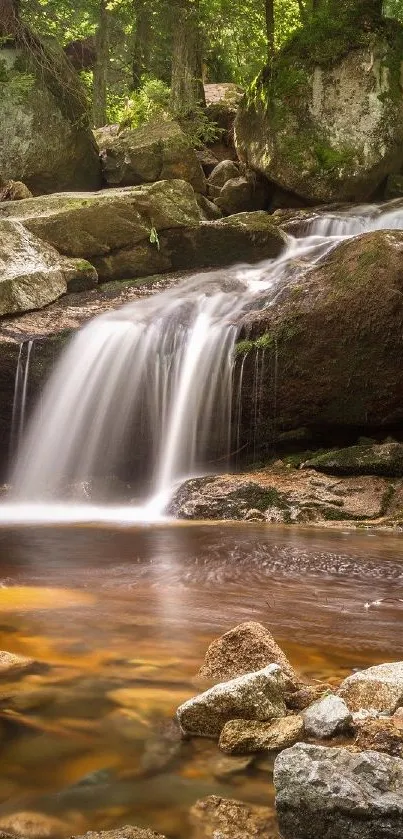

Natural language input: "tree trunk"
[0,0,19,37]
[93,0,109,128]
[170,0,206,114]
[131,0,151,91]
[265,0,275,63]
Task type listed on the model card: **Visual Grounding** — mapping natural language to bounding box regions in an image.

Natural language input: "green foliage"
[149,225,160,251]
[110,77,171,126]
[175,104,221,147]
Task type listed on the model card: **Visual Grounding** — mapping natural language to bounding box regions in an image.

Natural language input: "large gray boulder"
[177,664,287,738]
[274,743,403,839]
[235,27,403,203]
[95,120,206,193]
[0,45,100,194]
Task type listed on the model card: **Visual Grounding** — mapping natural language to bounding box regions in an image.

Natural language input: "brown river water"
[0,522,402,838]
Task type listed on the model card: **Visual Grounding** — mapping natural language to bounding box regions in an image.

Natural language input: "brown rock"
[0,180,33,202]
[72,829,166,839]
[190,795,277,839]
[196,621,300,687]
[0,813,68,838]
[339,662,403,714]
[354,718,403,758]
[219,715,304,755]
[286,683,332,711]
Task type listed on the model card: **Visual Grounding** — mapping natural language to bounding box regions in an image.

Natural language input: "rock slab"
[274,743,403,839]
[219,715,304,754]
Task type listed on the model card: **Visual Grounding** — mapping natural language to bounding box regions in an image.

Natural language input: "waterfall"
[10,340,34,460]
[8,199,403,512]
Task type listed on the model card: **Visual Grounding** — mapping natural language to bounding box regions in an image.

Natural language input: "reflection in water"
[0,523,401,837]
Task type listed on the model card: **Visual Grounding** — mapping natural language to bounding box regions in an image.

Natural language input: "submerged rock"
[196,621,299,687]
[0,43,100,194]
[274,743,403,839]
[303,442,403,477]
[235,25,403,203]
[339,662,403,713]
[72,828,167,839]
[219,715,304,754]
[190,794,276,839]
[303,694,352,738]
[95,120,206,194]
[0,812,69,838]
[177,665,287,738]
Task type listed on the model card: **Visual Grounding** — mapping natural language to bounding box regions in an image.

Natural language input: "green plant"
[149,225,160,251]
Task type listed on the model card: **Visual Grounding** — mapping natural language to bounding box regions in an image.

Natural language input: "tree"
[265,0,275,62]
[0,0,20,37]
[131,0,151,90]
[170,0,205,113]
[93,0,110,127]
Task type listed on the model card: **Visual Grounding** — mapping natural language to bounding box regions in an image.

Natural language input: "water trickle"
[9,200,403,510]
[10,339,34,460]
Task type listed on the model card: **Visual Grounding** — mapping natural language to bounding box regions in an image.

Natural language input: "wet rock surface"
[177,665,287,738]
[274,743,403,839]
[195,622,300,687]
[219,715,304,755]
[72,829,167,839]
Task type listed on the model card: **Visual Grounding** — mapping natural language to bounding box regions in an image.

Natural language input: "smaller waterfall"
[10,340,34,459]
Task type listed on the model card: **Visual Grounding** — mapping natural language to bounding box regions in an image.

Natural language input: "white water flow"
[8,199,403,516]
[10,339,34,459]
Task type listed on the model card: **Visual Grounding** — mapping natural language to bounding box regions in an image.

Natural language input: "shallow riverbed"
[0,522,402,838]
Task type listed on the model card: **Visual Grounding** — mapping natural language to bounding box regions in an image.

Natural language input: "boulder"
[238,229,403,448]
[0,44,100,194]
[196,146,220,176]
[339,662,403,714]
[196,194,222,220]
[95,120,206,193]
[215,173,271,216]
[354,718,403,758]
[0,219,94,316]
[219,715,304,754]
[303,694,352,738]
[235,26,403,203]
[207,160,240,193]
[303,442,403,477]
[196,621,299,687]
[176,664,287,738]
[0,180,32,202]
[286,683,333,711]
[274,744,403,839]
[190,795,276,839]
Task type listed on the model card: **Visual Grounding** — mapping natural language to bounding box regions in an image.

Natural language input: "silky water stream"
[0,202,402,837]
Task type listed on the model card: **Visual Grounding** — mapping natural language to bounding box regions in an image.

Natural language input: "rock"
[339,662,403,714]
[0,43,100,194]
[195,194,222,220]
[71,829,167,839]
[211,754,254,779]
[0,651,34,675]
[384,174,403,200]
[238,229,403,447]
[139,720,182,775]
[190,794,276,839]
[64,259,98,293]
[215,173,270,216]
[0,812,69,838]
[219,715,304,754]
[303,694,352,738]
[0,180,33,201]
[204,82,244,156]
[286,683,333,711]
[303,442,403,477]
[95,120,206,193]
[274,743,403,839]
[354,718,403,758]
[176,664,287,738]
[235,25,403,203]
[196,147,220,176]
[196,621,299,687]
[207,160,240,194]
[0,219,80,316]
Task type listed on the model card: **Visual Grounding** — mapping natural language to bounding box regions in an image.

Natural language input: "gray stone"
[303,693,352,738]
[339,662,403,714]
[177,664,287,738]
[219,715,304,754]
[215,174,270,216]
[274,743,403,839]
[207,160,240,190]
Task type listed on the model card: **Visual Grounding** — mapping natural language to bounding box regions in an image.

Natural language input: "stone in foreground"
[177,665,287,738]
[196,621,300,686]
[71,829,166,839]
[190,795,277,839]
[274,743,403,839]
[303,693,352,738]
[339,662,403,713]
[219,715,304,754]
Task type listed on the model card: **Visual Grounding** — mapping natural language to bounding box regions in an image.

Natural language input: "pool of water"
[0,522,402,838]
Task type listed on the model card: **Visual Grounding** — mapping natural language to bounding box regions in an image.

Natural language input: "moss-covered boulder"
[0,45,100,194]
[0,220,96,316]
[235,21,403,203]
[237,229,403,450]
[303,442,403,477]
[94,120,206,194]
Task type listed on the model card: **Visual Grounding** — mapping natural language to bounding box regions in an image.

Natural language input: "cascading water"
[7,199,403,518]
[10,339,34,460]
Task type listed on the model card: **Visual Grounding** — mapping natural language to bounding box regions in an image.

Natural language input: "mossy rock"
[235,21,403,203]
[303,442,403,477]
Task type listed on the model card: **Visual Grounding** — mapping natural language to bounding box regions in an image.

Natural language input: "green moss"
[314,142,357,173]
